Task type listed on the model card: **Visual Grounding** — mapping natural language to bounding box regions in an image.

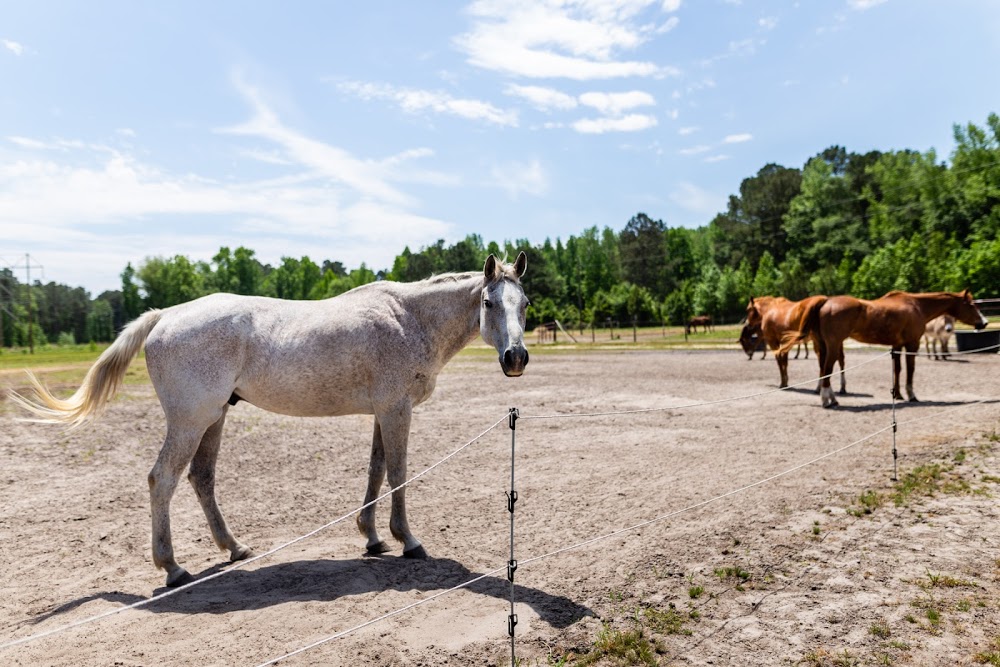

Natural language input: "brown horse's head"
[745,296,762,328]
[739,323,762,359]
[950,290,989,330]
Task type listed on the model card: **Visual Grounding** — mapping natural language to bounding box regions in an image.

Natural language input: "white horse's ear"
[484,254,498,280]
[514,251,527,278]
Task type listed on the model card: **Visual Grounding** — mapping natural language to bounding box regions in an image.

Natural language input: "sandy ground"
[2,345,1000,666]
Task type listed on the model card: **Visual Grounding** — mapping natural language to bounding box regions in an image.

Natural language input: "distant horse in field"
[686,315,713,334]
[780,290,987,408]
[738,323,767,359]
[923,314,955,360]
[11,253,531,587]
[745,296,845,393]
[535,321,557,344]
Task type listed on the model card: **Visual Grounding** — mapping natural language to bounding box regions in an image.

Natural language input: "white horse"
[923,314,955,360]
[12,253,530,587]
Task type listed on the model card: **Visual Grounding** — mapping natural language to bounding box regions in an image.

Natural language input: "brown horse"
[686,315,713,334]
[780,290,988,408]
[745,296,845,393]
[738,323,767,359]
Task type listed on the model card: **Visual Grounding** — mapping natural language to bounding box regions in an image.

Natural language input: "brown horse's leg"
[776,351,789,388]
[837,348,847,395]
[378,400,425,558]
[149,422,211,587]
[820,339,840,407]
[891,348,904,400]
[357,421,391,555]
[905,342,919,401]
[188,407,252,563]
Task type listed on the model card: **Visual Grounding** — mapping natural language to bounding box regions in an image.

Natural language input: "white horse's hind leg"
[149,423,209,587]
[357,422,391,555]
[188,408,252,563]
[378,401,426,559]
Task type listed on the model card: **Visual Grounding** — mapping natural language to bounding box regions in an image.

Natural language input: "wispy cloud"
[669,181,724,216]
[678,126,699,136]
[505,84,578,111]
[758,16,778,30]
[572,114,658,134]
[489,159,549,198]
[847,0,888,10]
[454,0,680,80]
[678,144,710,155]
[723,133,753,143]
[2,39,24,56]
[704,154,730,163]
[0,79,467,291]
[579,90,655,115]
[336,80,518,127]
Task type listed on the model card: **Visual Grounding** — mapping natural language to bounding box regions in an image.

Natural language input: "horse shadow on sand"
[826,397,999,413]
[28,555,593,630]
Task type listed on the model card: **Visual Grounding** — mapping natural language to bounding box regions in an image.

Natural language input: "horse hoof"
[366,541,392,556]
[838,390,848,396]
[909,397,920,403]
[166,568,194,588]
[230,545,254,562]
[403,545,428,560]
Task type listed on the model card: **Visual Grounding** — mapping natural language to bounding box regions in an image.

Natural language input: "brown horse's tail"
[9,309,163,429]
[778,298,825,356]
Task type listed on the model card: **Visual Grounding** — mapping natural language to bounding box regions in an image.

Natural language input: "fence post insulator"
[507,559,518,582]
[508,407,519,430]
[506,490,518,513]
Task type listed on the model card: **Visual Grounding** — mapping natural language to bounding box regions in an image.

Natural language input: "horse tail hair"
[778,297,825,356]
[9,309,163,429]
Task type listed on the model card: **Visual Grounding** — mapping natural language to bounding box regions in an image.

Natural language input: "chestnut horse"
[745,296,845,393]
[780,290,988,408]
[686,315,713,334]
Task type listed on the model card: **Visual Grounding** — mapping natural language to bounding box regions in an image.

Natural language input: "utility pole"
[12,254,44,354]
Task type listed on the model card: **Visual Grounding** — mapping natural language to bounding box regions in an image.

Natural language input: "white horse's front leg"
[378,400,426,558]
[357,422,391,555]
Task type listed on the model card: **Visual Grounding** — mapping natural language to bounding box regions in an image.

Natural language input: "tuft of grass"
[644,605,693,636]
[892,462,973,506]
[848,489,884,517]
[870,618,891,639]
[576,624,659,667]
[924,571,976,589]
[688,585,704,599]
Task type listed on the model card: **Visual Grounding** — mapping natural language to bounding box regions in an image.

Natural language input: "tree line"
[3,113,998,347]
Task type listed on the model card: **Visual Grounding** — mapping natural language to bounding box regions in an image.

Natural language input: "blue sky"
[2,0,998,296]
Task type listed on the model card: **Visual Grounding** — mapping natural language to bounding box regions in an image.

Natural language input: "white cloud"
[116,128,136,138]
[723,133,753,143]
[678,144,710,155]
[847,0,887,10]
[662,0,682,11]
[489,159,548,198]
[337,80,518,127]
[579,90,656,115]
[572,114,658,134]
[0,80,466,293]
[505,84,578,111]
[758,16,778,30]
[454,0,679,80]
[704,154,730,163]
[670,182,724,216]
[678,126,699,136]
[3,39,24,56]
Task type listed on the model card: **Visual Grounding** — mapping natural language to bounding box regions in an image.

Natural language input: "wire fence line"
[4,348,998,662]
[258,389,1000,665]
[0,412,511,652]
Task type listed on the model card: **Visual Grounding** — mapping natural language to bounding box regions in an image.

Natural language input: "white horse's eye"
[484,299,493,309]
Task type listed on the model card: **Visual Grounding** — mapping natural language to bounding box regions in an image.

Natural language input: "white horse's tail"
[9,309,163,429]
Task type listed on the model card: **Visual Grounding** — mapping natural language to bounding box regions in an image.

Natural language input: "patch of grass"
[688,585,704,599]
[576,624,659,667]
[892,462,974,506]
[644,605,693,636]
[955,449,967,464]
[974,652,1000,666]
[870,618,891,639]
[848,489,884,517]
[924,571,976,589]
[812,520,821,536]
[714,565,751,582]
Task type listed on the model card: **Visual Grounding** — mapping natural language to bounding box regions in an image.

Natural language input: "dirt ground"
[2,344,1000,666]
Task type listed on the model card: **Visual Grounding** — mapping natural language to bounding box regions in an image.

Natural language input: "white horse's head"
[481,252,530,377]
